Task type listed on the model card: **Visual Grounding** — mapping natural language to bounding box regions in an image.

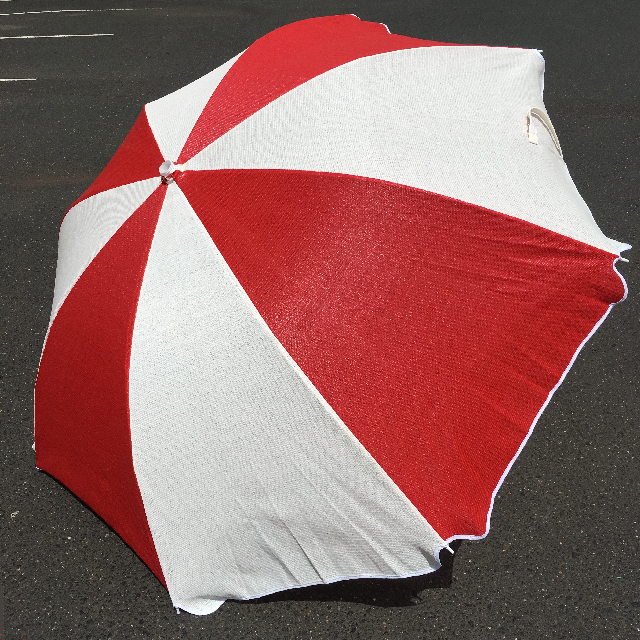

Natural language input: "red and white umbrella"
[34,15,628,615]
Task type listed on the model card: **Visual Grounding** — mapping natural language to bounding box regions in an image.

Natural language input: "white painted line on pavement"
[0,33,114,39]
[0,8,158,15]
[0,78,37,81]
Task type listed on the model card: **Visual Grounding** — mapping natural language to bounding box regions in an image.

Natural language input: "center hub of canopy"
[159,160,181,184]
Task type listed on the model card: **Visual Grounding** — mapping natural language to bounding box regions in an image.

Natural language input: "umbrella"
[34,15,629,615]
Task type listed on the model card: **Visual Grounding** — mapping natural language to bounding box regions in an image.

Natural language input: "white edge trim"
[346,13,390,35]
[446,246,631,544]
[176,599,225,616]
[536,50,545,99]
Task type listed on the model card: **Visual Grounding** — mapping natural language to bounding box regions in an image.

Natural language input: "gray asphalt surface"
[1,1,638,638]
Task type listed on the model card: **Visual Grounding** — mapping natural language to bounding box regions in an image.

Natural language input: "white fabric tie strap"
[528,107,563,157]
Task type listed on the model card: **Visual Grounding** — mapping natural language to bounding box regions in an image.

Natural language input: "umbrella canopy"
[34,15,628,615]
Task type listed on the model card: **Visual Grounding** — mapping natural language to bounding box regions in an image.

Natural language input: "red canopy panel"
[179,15,453,161]
[67,110,163,213]
[35,186,167,585]
[66,15,453,211]
[178,168,624,540]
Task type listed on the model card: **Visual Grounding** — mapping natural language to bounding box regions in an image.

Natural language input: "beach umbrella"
[34,15,628,615]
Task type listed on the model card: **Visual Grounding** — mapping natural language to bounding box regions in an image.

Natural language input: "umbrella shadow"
[245,540,463,608]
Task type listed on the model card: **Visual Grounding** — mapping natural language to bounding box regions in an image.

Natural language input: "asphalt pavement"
[1,1,638,638]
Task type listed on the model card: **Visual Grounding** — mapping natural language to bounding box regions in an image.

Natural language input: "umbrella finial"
[159,160,175,177]
[159,160,182,183]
